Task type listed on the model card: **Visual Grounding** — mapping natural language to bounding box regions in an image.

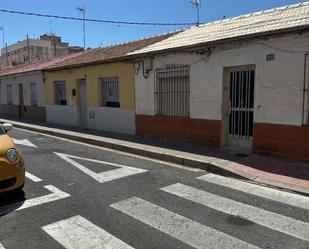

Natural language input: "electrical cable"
[0,8,197,26]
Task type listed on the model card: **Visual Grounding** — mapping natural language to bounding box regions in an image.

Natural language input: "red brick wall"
[253,123,309,163]
[136,115,221,146]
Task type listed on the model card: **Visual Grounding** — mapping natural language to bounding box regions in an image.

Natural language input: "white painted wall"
[88,107,136,135]
[0,71,45,107]
[135,32,309,126]
[46,105,78,127]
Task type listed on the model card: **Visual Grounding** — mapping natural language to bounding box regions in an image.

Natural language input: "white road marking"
[198,174,309,210]
[54,152,147,183]
[42,215,135,249]
[0,243,5,249]
[0,185,70,215]
[25,172,42,182]
[111,197,260,249]
[13,138,37,148]
[15,127,201,172]
[161,183,309,241]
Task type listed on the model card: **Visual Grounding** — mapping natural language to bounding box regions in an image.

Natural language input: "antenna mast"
[76,6,86,50]
[191,0,201,26]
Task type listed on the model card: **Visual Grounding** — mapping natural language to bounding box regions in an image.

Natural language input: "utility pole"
[27,34,31,63]
[0,26,4,52]
[191,0,201,26]
[77,6,86,50]
[5,43,8,66]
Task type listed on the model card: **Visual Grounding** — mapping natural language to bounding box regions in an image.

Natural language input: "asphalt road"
[0,128,308,249]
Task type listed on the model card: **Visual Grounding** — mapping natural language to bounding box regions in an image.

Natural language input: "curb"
[4,119,309,196]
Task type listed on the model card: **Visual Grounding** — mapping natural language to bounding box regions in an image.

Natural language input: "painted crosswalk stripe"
[54,152,147,183]
[162,183,309,241]
[111,197,260,249]
[42,215,135,249]
[13,139,37,148]
[198,173,309,210]
[25,172,42,182]
[0,185,70,215]
[0,243,5,249]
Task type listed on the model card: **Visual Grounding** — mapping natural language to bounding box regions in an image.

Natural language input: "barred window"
[6,84,13,105]
[155,66,190,117]
[54,81,67,105]
[100,77,120,108]
[30,82,37,106]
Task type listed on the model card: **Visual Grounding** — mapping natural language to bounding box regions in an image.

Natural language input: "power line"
[0,8,197,26]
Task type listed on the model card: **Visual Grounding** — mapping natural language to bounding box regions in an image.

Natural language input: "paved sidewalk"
[1,117,308,195]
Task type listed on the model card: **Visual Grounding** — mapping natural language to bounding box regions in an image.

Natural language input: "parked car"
[0,123,25,193]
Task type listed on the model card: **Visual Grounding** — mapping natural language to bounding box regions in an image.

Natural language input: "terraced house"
[43,33,177,135]
[131,2,309,162]
[0,53,82,120]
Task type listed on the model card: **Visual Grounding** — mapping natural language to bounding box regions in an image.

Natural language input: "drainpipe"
[302,54,309,125]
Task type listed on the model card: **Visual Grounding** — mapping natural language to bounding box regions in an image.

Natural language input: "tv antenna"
[191,0,201,26]
[76,6,86,50]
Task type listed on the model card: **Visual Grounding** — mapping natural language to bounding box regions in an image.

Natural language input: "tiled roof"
[45,31,179,70]
[0,52,83,77]
[130,2,309,55]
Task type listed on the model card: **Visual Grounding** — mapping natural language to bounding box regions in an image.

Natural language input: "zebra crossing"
[35,173,309,249]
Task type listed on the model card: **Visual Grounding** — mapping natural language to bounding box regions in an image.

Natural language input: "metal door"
[79,80,88,129]
[228,67,255,152]
[18,84,24,118]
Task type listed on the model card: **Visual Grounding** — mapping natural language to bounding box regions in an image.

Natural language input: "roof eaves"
[130,24,309,57]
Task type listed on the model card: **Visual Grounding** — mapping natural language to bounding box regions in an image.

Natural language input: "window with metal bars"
[6,84,13,105]
[100,77,120,108]
[155,66,190,117]
[54,81,67,105]
[30,82,37,106]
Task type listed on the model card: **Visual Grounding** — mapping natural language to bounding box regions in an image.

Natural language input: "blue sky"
[0,0,303,49]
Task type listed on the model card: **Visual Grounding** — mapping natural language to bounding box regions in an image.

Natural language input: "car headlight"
[7,148,19,163]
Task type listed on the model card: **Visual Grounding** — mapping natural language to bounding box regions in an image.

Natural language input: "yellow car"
[0,123,25,193]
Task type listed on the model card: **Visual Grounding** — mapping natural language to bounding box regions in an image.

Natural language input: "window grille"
[100,77,120,108]
[54,81,67,105]
[155,66,190,117]
[30,82,37,106]
[6,85,13,105]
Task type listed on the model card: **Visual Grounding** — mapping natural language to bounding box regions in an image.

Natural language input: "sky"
[0,0,304,49]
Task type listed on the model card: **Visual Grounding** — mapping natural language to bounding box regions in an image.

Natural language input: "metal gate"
[228,68,255,143]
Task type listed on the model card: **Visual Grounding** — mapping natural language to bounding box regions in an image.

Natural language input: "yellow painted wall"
[44,62,135,109]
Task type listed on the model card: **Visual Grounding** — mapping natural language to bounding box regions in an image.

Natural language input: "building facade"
[44,62,136,134]
[1,34,82,68]
[0,71,46,120]
[133,3,309,162]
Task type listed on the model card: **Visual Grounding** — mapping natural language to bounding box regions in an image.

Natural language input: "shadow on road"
[0,189,25,216]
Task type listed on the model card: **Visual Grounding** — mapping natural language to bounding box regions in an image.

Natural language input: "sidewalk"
[1,117,308,195]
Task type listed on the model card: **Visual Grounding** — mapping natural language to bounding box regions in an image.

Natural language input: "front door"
[79,80,88,129]
[223,66,255,153]
[18,84,24,118]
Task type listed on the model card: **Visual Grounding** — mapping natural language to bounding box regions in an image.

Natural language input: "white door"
[79,80,88,129]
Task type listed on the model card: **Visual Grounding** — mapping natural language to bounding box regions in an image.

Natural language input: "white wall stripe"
[198,174,309,211]
[25,172,42,182]
[0,185,70,215]
[42,215,135,249]
[54,152,147,183]
[0,243,5,249]
[161,183,309,241]
[111,197,260,249]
